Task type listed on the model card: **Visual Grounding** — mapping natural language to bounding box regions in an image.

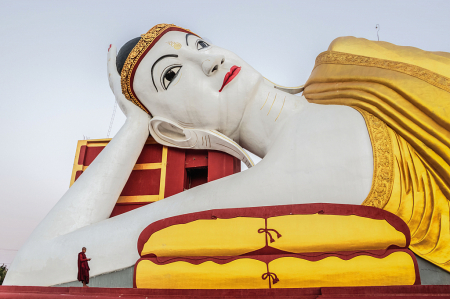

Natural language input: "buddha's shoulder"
[275,104,373,168]
[265,104,374,203]
[291,103,367,135]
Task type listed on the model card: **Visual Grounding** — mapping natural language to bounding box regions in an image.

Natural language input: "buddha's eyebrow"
[185,33,196,46]
[151,54,178,92]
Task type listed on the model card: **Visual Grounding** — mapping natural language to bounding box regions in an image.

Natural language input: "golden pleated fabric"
[303,37,450,272]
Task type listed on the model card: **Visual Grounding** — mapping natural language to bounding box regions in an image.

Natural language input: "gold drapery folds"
[303,37,450,271]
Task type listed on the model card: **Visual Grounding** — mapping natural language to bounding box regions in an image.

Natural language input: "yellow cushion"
[136,258,268,289]
[270,252,416,288]
[141,217,265,257]
[135,251,417,289]
[141,214,407,257]
[268,214,406,253]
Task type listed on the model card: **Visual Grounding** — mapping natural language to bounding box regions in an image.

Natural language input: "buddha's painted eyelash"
[196,40,210,50]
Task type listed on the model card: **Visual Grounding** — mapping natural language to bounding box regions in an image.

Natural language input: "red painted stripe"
[77,145,86,165]
[164,148,185,198]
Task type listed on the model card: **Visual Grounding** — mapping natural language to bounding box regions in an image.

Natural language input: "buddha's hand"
[107,45,149,121]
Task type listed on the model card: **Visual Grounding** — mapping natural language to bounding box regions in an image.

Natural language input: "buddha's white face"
[133,31,263,138]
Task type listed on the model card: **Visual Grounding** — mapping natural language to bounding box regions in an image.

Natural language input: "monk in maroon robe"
[77,247,91,287]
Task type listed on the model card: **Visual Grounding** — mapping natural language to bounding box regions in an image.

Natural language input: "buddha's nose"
[202,55,225,76]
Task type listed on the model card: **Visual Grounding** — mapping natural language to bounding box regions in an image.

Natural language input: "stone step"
[1,285,450,298]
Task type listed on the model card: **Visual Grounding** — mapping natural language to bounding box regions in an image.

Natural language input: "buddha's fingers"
[107,45,120,93]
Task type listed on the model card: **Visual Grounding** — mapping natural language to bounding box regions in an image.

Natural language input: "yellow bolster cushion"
[142,217,265,257]
[135,252,416,289]
[141,215,406,257]
[268,214,406,253]
[270,252,416,288]
[136,258,268,289]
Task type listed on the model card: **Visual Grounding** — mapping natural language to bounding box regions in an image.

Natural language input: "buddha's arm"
[8,164,262,286]
[29,116,149,240]
[23,46,151,241]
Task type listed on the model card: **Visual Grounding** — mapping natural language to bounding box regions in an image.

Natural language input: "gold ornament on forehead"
[120,24,199,114]
[167,41,182,50]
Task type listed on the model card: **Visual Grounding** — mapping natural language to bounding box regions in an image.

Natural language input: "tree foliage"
[0,264,8,285]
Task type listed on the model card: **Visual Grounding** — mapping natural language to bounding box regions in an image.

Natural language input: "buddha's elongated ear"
[264,77,304,94]
[149,116,254,168]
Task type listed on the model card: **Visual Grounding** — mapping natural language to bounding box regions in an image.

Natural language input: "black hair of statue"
[116,37,141,74]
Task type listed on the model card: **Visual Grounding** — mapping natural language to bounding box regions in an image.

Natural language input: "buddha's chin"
[220,67,262,98]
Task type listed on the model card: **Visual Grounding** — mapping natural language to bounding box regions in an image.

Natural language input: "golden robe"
[303,37,450,272]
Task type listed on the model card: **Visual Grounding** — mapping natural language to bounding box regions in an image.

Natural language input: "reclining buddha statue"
[4,24,450,288]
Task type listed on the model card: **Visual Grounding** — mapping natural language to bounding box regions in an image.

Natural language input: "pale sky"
[0,0,449,267]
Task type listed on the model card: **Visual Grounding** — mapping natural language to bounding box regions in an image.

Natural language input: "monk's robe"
[303,37,450,272]
[77,252,90,284]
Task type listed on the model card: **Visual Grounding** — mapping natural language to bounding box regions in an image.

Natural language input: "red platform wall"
[72,139,241,218]
[109,149,240,217]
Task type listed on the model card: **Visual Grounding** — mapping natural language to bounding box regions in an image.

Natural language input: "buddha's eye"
[197,40,210,50]
[161,65,182,90]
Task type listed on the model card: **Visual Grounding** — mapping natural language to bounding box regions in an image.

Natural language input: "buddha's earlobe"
[149,116,254,168]
[264,77,305,94]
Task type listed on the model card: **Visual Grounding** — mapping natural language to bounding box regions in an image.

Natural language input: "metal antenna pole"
[107,99,118,138]
[375,24,380,41]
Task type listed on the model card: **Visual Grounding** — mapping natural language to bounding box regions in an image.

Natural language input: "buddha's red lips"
[219,66,241,92]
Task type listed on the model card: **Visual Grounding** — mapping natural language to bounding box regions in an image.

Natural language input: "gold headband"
[120,24,198,115]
